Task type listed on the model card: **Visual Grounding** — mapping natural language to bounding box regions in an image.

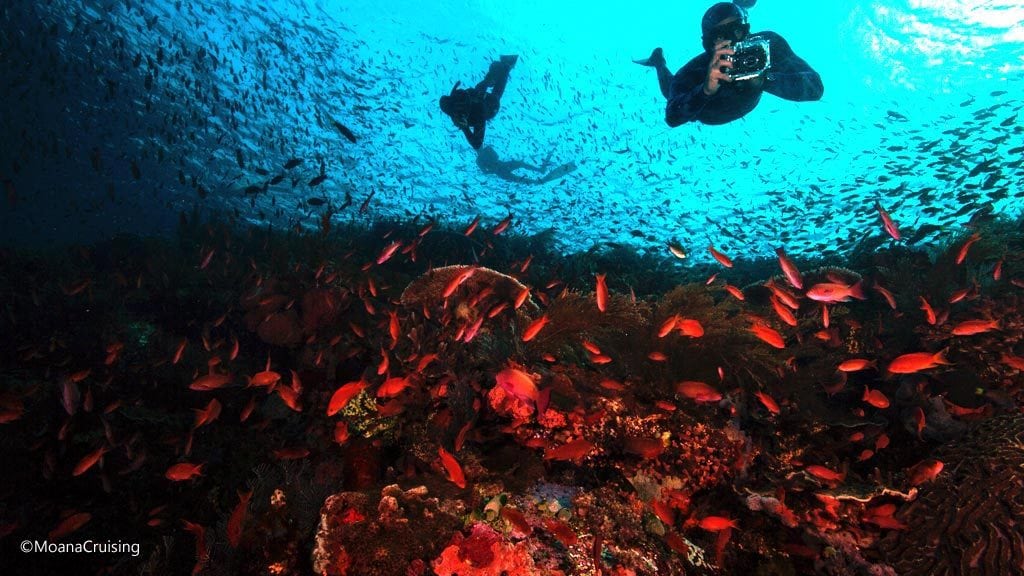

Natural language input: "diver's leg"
[477,56,516,99]
[634,48,673,100]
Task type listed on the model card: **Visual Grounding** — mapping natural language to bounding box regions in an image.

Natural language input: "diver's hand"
[703,40,735,96]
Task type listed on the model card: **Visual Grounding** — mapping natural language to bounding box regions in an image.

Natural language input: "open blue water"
[2,0,1022,263]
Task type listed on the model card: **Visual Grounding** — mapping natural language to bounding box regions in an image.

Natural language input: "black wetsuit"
[442,59,514,149]
[665,31,822,126]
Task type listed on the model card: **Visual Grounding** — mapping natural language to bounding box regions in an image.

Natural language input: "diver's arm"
[664,61,712,127]
[465,123,485,150]
[761,32,823,101]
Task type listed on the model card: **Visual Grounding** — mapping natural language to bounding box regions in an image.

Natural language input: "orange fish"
[227,489,253,548]
[775,247,803,289]
[376,240,402,265]
[698,515,738,531]
[658,315,679,337]
[333,421,350,444]
[806,281,866,303]
[907,458,943,486]
[875,433,890,450]
[770,296,798,327]
[873,284,897,309]
[49,512,91,541]
[544,438,596,461]
[376,376,411,398]
[190,372,233,391]
[951,319,999,336]
[193,398,222,429]
[918,296,936,325]
[805,464,845,483]
[993,258,1003,281]
[909,406,926,439]
[595,273,608,312]
[887,350,951,374]
[875,201,901,241]
[462,215,481,236]
[623,436,665,459]
[492,214,513,235]
[664,531,690,555]
[648,351,668,361]
[514,287,531,309]
[947,285,973,304]
[862,385,890,409]
[442,267,476,298]
[495,367,539,403]
[543,518,578,546]
[676,381,722,403]
[388,311,401,345]
[837,358,875,372]
[955,232,981,265]
[677,318,705,337]
[438,446,467,488]
[72,446,109,477]
[765,279,800,309]
[754,390,780,415]
[327,380,366,416]
[501,506,532,535]
[724,284,745,301]
[709,246,734,268]
[166,462,203,481]
[750,324,785,349]
[172,338,188,365]
[1001,352,1024,371]
[250,355,281,388]
[522,314,549,342]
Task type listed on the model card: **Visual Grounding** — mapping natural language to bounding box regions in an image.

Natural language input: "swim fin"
[632,47,665,67]
[500,55,519,68]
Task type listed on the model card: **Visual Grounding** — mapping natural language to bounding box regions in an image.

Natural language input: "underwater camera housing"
[728,35,770,81]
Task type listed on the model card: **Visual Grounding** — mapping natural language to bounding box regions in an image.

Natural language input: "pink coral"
[432,522,537,576]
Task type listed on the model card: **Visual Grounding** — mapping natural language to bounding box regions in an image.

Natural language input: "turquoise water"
[1,0,1022,262]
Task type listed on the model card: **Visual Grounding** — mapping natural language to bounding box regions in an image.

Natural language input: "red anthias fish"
[676,381,722,403]
[951,319,999,336]
[166,462,203,481]
[887,350,951,374]
[698,515,738,531]
[750,324,785,349]
[227,489,253,548]
[595,273,608,312]
[709,245,734,268]
[437,446,467,488]
[775,247,803,289]
[907,459,943,486]
[544,438,596,461]
[806,281,866,303]
[495,366,539,403]
[521,314,549,342]
[875,201,901,241]
[862,385,890,409]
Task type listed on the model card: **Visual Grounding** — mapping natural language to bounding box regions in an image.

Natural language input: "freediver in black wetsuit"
[440,55,518,149]
[475,146,578,185]
[634,2,823,126]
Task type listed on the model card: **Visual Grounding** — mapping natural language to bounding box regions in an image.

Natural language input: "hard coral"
[877,413,1024,575]
[399,265,533,309]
